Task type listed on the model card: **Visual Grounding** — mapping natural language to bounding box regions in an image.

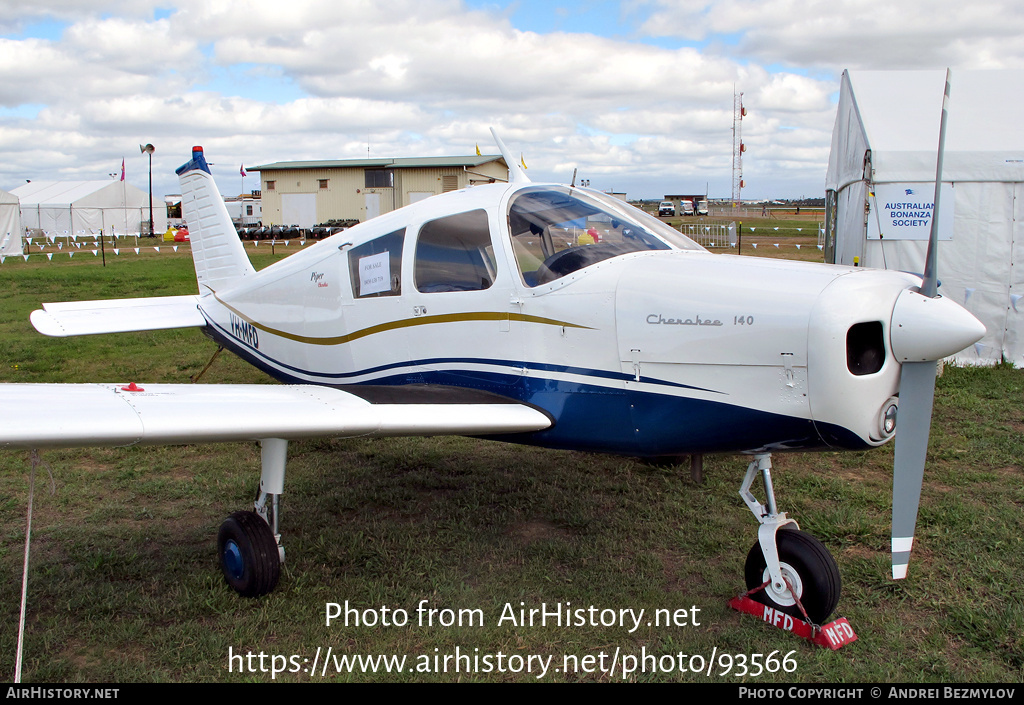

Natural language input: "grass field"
[1,239,1022,682]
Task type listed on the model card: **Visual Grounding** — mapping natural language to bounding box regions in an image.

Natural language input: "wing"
[29,295,205,337]
[0,383,552,449]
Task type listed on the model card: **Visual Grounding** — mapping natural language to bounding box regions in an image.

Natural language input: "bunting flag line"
[0,236,877,267]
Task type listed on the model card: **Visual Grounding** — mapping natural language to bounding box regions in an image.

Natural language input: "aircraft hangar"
[250,154,509,229]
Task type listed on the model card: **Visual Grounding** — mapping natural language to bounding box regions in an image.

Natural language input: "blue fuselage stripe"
[202,315,864,455]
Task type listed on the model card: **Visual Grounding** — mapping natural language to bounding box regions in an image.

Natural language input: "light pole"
[140,143,155,236]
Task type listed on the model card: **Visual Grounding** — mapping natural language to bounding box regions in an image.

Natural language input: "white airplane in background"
[0,127,983,626]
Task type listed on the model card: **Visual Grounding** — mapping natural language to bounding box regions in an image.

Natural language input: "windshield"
[508,187,702,287]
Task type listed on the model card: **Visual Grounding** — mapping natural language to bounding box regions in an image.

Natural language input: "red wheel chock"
[727,595,858,650]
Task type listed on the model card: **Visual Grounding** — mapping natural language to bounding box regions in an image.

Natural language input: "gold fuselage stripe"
[213,294,592,346]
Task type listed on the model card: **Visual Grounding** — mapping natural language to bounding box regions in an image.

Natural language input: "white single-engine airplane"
[1,127,983,625]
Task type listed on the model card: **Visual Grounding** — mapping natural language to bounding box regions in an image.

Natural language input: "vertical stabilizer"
[176,147,255,293]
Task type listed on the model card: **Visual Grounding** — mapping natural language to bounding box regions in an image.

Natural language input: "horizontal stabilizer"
[30,295,205,337]
[0,383,553,449]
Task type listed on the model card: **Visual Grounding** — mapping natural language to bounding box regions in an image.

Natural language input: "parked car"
[658,201,675,217]
[681,200,695,216]
[697,199,709,216]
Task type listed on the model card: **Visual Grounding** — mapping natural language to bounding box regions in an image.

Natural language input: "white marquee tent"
[826,69,1024,366]
[11,180,166,238]
[0,188,21,256]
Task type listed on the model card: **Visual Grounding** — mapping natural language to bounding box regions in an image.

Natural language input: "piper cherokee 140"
[0,128,983,625]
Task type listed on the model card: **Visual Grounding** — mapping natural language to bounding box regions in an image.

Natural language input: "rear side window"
[348,228,404,298]
[414,210,495,292]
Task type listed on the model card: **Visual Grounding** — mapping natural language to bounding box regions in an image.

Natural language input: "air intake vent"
[847,321,885,376]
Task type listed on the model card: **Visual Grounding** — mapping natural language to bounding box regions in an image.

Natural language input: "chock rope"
[741,577,819,633]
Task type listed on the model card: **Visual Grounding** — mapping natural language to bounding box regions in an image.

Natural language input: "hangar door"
[281,193,317,229]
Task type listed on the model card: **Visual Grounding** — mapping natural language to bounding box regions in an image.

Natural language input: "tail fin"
[176,147,255,294]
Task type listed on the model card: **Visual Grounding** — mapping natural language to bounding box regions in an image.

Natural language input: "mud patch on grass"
[507,519,570,544]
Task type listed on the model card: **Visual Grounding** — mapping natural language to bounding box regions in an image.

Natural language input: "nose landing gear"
[738,453,841,625]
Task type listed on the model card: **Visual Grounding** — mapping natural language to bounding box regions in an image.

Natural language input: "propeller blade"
[890,69,955,580]
[891,360,937,579]
[920,69,951,298]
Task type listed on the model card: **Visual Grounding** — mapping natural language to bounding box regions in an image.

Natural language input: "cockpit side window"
[348,228,405,298]
[508,188,688,287]
[414,209,496,293]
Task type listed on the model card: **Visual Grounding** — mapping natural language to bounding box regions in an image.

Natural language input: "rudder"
[176,147,255,293]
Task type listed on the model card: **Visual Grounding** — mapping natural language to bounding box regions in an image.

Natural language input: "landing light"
[880,399,898,437]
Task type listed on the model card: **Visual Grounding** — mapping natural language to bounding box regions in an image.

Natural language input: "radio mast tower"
[731,89,746,206]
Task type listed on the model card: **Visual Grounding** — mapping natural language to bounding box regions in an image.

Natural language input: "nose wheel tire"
[217,510,281,597]
[744,529,841,624]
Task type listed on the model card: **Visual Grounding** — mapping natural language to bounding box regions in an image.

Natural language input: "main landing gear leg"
[216,438,287,597]
[738,453,841,624]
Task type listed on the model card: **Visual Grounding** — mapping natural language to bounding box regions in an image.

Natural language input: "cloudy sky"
[2,0,1023,202]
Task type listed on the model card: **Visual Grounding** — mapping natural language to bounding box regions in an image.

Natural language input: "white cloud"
[4,1,1024,200]
[638,0,1024,70]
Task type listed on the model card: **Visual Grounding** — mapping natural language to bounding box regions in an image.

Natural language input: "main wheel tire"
[743,529,841,624]
[217,510,281,597]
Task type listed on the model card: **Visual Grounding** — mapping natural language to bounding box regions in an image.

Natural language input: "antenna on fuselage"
[490,127,531,184]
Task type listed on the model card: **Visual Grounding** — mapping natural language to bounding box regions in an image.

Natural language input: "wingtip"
[29,309,65,337]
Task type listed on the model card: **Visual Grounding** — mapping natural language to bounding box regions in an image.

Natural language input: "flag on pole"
[520,154,528,170]
[475,144,481,156]
[240,164,247,177]
[120,159,125,181]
